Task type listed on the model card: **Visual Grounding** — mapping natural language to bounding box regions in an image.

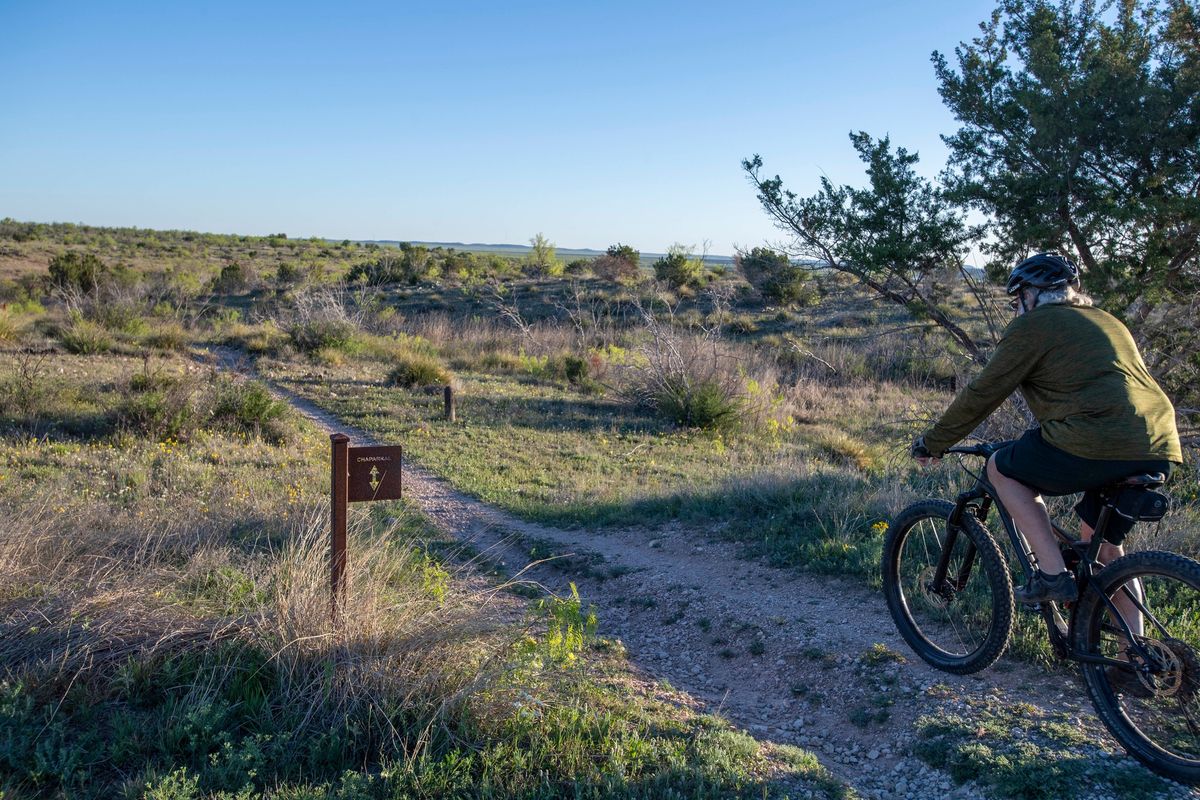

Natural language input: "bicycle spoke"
[1088,563,1200,767]
[900,517,992,658]
[884,499,1011,676]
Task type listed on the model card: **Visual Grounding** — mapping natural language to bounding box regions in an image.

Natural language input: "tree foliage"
[527,233,563,277]
[744,133,984,360]
[737,246,818,306]
[48,252,110,293]
[346,243,521,285]
[594,243,642,282]
[652,244,706,289]
[934,0,1200,301]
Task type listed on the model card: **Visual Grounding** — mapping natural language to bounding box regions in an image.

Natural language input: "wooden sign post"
[330,434,403,623]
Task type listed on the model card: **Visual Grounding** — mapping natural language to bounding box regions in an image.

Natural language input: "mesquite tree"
[744,132,991,362]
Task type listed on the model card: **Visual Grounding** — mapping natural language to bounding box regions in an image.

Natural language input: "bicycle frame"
[942,448,1163,670]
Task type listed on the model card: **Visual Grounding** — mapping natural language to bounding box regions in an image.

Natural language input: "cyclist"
[911,253,1182,608]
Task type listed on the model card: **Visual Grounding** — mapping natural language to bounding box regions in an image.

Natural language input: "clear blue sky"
[1,1,998,255]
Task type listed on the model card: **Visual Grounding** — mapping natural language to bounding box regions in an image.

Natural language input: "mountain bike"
[882,441,1200,783]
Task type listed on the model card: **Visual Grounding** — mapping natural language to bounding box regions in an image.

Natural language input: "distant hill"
[354,239,738,267]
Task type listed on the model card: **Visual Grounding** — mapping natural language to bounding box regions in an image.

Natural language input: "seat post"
[1083,505,1112,571]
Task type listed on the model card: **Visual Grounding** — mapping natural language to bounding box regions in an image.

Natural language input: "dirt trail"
[206,349,1195,800]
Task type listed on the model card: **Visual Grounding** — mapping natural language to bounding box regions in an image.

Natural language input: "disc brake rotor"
[1136,638,1200,699]
[917,566,953,609]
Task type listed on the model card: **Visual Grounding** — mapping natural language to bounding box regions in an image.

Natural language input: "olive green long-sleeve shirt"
[923,304,1182,463]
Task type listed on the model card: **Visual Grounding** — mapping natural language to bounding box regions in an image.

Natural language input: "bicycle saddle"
[1114,473,1166,490]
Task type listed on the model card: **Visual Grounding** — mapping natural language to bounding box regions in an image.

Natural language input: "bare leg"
[987,454,1064,573]
[1080,522,1143,638]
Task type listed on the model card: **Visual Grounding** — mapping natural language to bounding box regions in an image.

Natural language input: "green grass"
[0,352,848,800]
[913,697,1170,799]
[260,358,975,579]
[0,640,849,799]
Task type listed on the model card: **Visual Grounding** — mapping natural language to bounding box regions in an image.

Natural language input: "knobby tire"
[882,499,1014,674]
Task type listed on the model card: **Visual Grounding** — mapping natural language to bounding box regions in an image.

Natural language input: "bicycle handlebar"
[944,441,1010,458]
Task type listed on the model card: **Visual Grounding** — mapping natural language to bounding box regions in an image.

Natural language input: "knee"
[986,453,1001,481]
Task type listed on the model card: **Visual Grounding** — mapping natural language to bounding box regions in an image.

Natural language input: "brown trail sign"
[330,434,403,622]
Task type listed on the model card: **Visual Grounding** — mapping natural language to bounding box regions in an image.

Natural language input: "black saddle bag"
[1110,488,1171,522]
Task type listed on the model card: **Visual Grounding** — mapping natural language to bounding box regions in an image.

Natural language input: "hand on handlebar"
[911,436,941,467]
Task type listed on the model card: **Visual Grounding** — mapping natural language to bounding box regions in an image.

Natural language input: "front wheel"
[1076,550,1200,784]
[882,499,1014,674]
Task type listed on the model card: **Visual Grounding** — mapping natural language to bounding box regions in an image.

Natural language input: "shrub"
[0,354,54,425]
[350,332,438,360]
[0,311,19,343]
[48,251,108,292]
[221,322,288,355]
[386,353,451,388]
[652,246,705,289]
[142,323,191,352]
[117,375,198,440]
[59,317,115,354]
[558,354,589,384]
[346,243,458,285]
[737,247,818,306]
[212,262,250,293]
[655,377,743,430]
[726,313,759,334]
[283,289,363,354]
[564,257,594,276]
[525,233,563,277]
[275,262,306,285]
[289,318,356,353]
[91,299,149,334]
[209,377,291,443]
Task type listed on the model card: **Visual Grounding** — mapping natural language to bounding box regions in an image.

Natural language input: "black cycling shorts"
[992,428,1174,545]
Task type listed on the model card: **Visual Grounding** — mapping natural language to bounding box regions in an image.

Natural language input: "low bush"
[594,244,641,282]
[288,317,356,353]
[556,353,590,384]
[212,261,251,293]
[220,321,289,355]
[0,354,56,428]
[274,261,306,285]
[386,353,452,388]
[208,376,291,444]
[116,374,199,440]
[353,332,439,361]
[282,289,364,354]
[653,249,705,289]
[738,247,820,307]
[0,311,19,342]
[656,376,743,430]
[142,322,191,352]
[617,303,772,431]
[89,298,148,334]
[48,251,108,292]
[59,317,115,354]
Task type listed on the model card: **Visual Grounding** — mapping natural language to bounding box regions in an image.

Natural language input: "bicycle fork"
[931,500,980,599]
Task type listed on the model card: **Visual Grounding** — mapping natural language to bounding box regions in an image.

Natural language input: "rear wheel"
[1076,550,1200,784]
[882,500,1014,674]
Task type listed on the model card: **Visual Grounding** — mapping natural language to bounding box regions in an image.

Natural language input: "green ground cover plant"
[913,697,1169,800]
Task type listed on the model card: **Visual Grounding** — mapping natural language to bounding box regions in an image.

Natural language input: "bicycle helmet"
[1005,252,1081,295]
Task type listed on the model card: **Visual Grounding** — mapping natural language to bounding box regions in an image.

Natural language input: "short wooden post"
[444,385,456,422]
[330,433,349,624]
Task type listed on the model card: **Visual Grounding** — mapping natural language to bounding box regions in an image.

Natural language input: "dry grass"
[0,428,519,758]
